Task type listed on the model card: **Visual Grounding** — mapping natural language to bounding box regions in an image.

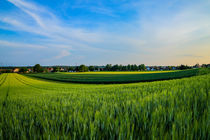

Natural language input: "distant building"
[151,68,155,71]
[47,68,54,72]
[13,68,20,73]
[146,67,150,71]
[28,69,32,72]
[60,68,65,72]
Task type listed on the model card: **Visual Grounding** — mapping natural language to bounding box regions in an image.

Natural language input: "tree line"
[0,63,209,74]
[104,64,146,71]
[30,63,209,73]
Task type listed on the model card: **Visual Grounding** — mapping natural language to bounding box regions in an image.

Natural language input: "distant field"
[63,71,174,74]
[25,69,199,84]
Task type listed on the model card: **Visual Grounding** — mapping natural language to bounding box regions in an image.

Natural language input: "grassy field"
[25,69,199,84]
[0,72,209,139]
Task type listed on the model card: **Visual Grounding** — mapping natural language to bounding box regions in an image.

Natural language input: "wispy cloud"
[55,50,71,59]
[1,0,104,48]
[0,40,46,49]
[71,5,116,17]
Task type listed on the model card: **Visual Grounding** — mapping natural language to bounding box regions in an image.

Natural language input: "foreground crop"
[0,73,209,139]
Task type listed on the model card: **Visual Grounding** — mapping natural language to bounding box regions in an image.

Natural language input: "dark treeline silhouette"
[0,63,209,73]
[104,64,146,71]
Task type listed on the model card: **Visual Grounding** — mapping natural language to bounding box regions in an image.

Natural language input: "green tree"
[105,64,112,71]
[133,64,138,71]
[33,64,43,73]
[19,67,28,73]
[122,66,128,71]
[79,65,88,72]
[178,65,191,70]
[168,66,172,70]
[68,66,75,72]
[43,68,48,73]
[89,66,95,71]
[127,64,131,71]
[53,67,60,72]
[112,64,119,71]
[138,64,146,71]
[119,65,123,71]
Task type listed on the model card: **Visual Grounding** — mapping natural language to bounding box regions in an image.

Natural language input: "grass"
[0,72,209,139]
[25,69,200,84]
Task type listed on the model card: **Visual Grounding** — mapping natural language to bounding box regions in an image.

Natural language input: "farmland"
[25,69,199,84]
[0,70,209,139]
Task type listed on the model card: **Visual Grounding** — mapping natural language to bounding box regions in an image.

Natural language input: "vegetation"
[33,64,44,73]
[19,67,28,73]
[0,72,209,139]
[1,63,209,73]
[25,69,201,84]
[177,64,191,70]
[79,64,89,72]
[0,69,12,73]
[104,64,146,71]
[52,66,60,72]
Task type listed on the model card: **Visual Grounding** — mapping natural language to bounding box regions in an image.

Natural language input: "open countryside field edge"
[23,69,205,84]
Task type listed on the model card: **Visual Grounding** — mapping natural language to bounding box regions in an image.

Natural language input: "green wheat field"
[0,69,209,139]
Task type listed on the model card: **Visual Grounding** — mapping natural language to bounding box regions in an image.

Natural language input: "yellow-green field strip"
[25,69,199,84]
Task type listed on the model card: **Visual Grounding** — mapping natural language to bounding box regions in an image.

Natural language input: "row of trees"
[1,63,209,74]
[30,64,147,73]
[66,64,146,72]
[64,65,89,72]
[104,64,146,71]
[30,64,183,73]
[19,64,46,73]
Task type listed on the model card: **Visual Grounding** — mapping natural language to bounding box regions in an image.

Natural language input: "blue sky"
[0,0,210,66]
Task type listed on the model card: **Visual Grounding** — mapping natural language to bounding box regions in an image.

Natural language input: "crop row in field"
[63,71,174,74]
[0,73,209,139]
[25,69,200,84]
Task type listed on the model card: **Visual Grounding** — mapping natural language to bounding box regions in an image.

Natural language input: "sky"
[0,0,210,66]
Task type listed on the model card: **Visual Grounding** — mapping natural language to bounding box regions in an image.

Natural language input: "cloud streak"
[0,40,46,49]
[2,0,104,48]
[55,50,71,59]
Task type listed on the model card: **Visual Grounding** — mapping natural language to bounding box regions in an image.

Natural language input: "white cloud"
[0,40,46,49]
[1,0,105,50]
[55,50,71,59]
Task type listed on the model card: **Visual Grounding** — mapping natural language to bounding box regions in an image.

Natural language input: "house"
[60,68,65,72]
[151,68,155,71]
[172,67,176,70]
[47,68,54,72]
[13,68,20,73]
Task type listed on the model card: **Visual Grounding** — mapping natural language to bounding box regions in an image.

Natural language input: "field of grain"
[63,71,174,74]
[0,72,209,139]
[25,69,199,84]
